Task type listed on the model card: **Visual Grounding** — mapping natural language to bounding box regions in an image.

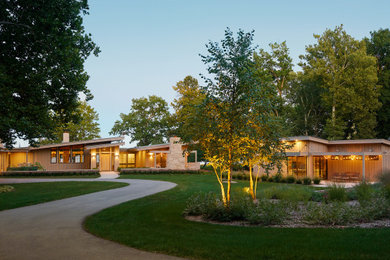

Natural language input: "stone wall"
[166,137,187,170]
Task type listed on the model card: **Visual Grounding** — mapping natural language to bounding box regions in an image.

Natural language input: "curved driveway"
[0,177,181,260]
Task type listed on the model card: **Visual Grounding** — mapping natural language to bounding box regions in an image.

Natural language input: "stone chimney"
[62,132,70,143]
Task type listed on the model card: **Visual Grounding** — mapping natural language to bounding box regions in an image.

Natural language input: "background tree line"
[113,25,390,146]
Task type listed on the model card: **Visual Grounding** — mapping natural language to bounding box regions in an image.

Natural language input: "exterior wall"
[31,149,90,171]
[0,152,9,172]
[328,159,363,180]
[136,151,146,167]
[328,144,382,153]
[166,137,186,170]
[9,152,28,167]
[307,141,328,153]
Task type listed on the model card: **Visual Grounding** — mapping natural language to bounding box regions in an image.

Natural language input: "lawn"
[84,174,390,260]
[0,181,128,211]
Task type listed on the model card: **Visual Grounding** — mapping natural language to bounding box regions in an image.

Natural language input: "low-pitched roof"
[285,136,390,146]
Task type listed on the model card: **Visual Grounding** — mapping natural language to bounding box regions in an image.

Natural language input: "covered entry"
[87,143,122,172]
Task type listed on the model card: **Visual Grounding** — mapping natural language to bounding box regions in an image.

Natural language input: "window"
[120,152,136,168]
[71,146,84,163]
[128,153,135,164]
[287,156,307,178]
[50,149,57,164]
[59,147,70,163]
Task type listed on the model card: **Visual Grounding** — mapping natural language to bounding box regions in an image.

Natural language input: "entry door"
[100,154,110,171]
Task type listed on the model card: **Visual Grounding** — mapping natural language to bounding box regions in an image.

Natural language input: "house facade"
[256,136,390,182]
[0,134,200,173]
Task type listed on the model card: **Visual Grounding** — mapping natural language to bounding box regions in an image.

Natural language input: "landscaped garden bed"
[0,169,100,177]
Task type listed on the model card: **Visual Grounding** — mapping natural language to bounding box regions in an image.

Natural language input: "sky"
[23,0,389,147]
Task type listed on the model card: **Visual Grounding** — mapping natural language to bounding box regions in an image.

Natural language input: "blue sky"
[65,0,390,147]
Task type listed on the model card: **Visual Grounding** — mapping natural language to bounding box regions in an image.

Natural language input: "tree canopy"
[0,0,99,148]
[39,101,101,144]
[299,25,380,140]
[365,29,390,139]
[110,95,172,146]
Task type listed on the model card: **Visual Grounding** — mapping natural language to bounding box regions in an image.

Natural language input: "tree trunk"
[227,149,232,205]
[248,162,255,200]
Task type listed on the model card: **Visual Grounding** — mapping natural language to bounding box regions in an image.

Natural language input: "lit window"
[72,146,84,163]
[50,149,57,164]
[128,153,135,164]
[59,147,70,163]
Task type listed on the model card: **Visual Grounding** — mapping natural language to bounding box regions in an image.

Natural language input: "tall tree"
[40,101,100,144]
[286,72,326,137]
[0,0,99,148]
[171,75,205,139]
[300,25,380,140]
[110,95,172,146]
[192,28,286,205]
[365,28,390,139]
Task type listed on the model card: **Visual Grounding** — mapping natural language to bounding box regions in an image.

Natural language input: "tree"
[286,72,326,137]
[192,28,287,205]
[40,101,100,144]
[300,25,380,140]
[171,75,205,138]
[0,0,100,148]
[365,29,390,139]
[110,95,172,146]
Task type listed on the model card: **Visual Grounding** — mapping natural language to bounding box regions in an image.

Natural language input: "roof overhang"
[29,136,124,150]
[85,142,125,150]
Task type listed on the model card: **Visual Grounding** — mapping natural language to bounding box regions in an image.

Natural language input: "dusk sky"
[60,0,389,147]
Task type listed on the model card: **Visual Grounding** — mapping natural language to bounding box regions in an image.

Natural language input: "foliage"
[365,29,390,139]
[378,171,390,197]
[327,184,347,202]
[246,199,289,225]
[313,177,321,185]
[303,177,312,185]
[286,175,296,183]
[7,166,38,171]
[304,202,354,225]
[299,25,380,140]
[260,175,268,182]
[295,179,302,184]
[354,182,375,205]
[171,75,206,139]
[120,169,201,175]
[0,0,100,148]
[110,95,172,146]
[310,191,324,202]
[1,170,99,177]
[261,185,313,202]
[39,101,100,144]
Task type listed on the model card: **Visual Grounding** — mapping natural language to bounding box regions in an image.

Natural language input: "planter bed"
[120,168,201,175]
[0,169,100,177]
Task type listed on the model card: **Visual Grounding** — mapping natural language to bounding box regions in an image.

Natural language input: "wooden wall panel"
[308,142,328,153]
[328,160,363,179]
[32,149,89,171]
[365,157,382,182]
[9,152,28,167]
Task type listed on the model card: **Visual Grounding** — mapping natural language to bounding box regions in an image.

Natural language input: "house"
[256,136,390,182]
[0,133,200,173]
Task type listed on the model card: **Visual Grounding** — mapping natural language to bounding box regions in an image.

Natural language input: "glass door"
[314,156,327,179]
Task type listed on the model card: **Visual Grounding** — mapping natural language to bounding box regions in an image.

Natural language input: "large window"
[50,148,57,163]
[314,156,327,179]
[119,152,136,168]
[287,156,307,178]
[71,146,84,163]
[59,147,70,163]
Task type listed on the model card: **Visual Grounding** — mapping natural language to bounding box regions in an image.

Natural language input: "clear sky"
[60,0,389,147]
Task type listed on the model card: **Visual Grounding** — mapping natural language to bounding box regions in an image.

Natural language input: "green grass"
[84,174,390,260]
[0,181,128,211]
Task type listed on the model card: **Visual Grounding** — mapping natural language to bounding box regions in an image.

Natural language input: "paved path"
[0,176,182,260]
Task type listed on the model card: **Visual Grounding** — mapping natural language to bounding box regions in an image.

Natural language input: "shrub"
[0,170,99,177]
[120,169,201,175]
[313,177,321,185]
[183,192,218,216]
[354,182,374,205]
[261,175,268,182]
[280,177,287,183]
[286,175,295,183]
[379,171,390,198]
[262,185,312,202]
[303,177,312,185]
[328,184,347,202]
[7,166,39,171]
[311,191,324,202]
[353,196,390,222]
[295,179,302,184]
[246,199,289,225]
[268,176,274,182]
[273,174,283,183]
[304,202,354,225]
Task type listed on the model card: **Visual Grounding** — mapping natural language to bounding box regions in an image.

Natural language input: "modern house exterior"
[256,136,390,182]
[0,134,200,173]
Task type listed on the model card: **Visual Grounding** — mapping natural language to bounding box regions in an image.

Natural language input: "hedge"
[120,168,201,175]
[0,169,100,177]
[7,166,39,171]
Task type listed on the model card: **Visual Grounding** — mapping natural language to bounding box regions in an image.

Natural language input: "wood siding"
[32,149,90,171]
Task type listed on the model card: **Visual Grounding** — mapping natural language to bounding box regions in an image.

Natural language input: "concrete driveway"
[0,177,182,260]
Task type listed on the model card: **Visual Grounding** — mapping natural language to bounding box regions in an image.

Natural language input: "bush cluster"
[183,192,290,225]
[0,170,99,177]
[120,169,201,175]
[7,166,39,171]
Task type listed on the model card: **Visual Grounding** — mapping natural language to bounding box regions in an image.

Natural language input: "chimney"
[62,132,70,143]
